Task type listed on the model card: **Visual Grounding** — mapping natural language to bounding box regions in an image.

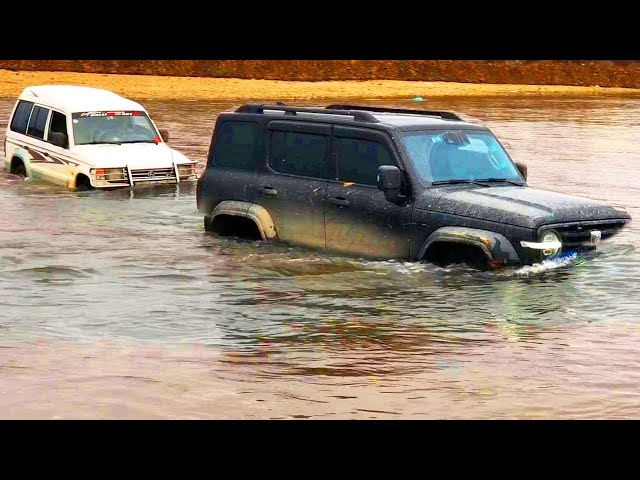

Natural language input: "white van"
[3,84,197,190]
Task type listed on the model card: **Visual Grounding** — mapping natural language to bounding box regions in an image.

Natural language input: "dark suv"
[196,103,631,269]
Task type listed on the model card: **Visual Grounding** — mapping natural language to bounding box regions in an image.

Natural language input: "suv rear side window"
[10,100,35,135]
[210,121,260,170]
[26,106,50,140]
[335,137,394,185]
[269,131,328,178]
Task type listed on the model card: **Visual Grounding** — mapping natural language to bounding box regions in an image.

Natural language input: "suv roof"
[234,103,487,131]
[18,84,145,113]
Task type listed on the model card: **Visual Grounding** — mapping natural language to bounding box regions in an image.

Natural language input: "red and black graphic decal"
[25,146,72,165]
[74,111,144,118]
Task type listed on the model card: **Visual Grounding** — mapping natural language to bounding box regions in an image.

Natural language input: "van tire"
[13,160,27,177]
[75,174,93,192]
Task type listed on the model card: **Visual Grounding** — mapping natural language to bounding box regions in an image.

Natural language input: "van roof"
[18,85,146,113]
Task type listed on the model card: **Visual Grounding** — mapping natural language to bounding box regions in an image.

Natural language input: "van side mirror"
[49,132,68,149]
[159,128,170,142]
[377,165,403,203]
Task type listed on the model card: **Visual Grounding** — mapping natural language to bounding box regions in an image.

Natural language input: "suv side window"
[26,105,50,140]
[334,137,394,186]
[210,120,260,171]
[10,100,35,135]
[269,130,328,179]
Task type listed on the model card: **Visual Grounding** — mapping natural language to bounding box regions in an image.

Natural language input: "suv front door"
[257,121,331,250]
[325,126,413,259]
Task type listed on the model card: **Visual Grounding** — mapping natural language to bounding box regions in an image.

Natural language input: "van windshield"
[72,111,160,145]
[402,129,524,185]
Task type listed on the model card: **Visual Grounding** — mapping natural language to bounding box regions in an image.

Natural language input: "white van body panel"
[3,85,197,190]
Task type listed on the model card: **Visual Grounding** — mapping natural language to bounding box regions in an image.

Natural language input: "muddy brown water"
[1,95,639,419]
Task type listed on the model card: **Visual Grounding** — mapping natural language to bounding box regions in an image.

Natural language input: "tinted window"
[335,137,394,185]
[10,100,34,135]
[269,131,328,178]
[48,111,68,148]
[211,121,260,170]
[26,106,49,140]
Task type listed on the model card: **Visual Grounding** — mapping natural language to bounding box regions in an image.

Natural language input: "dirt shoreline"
[2,69,640,102]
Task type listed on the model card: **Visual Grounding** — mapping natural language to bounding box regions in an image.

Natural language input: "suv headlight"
[541,230,561,257]
[520,230,562,258]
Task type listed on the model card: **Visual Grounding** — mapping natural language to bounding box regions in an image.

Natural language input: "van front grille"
[130,167,176,182]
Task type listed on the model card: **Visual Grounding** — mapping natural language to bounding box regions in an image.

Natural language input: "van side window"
[335,137,394,185]
[269,131,328,179]
[48,111,68,147]
[10,100,35,135]
[210,121,260,171]
[26,106,50,140]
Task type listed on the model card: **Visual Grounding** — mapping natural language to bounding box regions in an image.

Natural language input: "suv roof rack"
[235,103,380,123]
[325,104,463,121]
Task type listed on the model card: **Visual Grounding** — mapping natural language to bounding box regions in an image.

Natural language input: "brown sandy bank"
[2,69,640,102]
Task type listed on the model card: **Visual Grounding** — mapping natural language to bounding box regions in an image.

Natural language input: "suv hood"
[72,143,186,169]
[422,186,631,229]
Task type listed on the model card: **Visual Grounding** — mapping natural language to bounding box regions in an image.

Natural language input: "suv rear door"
[257,121,331,250]
[325,126,413,259]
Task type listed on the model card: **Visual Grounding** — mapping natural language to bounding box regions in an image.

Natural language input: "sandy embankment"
[2,69,640,102]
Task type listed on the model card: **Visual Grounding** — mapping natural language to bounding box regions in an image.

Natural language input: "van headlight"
[177,163,197,179]
[91,167,127,182]
[520,230,562,258]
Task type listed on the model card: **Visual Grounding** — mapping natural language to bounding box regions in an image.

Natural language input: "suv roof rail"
[325,104,464,121]
[235,103,380,123]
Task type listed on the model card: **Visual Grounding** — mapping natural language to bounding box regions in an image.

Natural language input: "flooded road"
[1,95,639,419]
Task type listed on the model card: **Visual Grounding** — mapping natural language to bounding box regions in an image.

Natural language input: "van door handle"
[258,186,278,196]
[328,197,351,207]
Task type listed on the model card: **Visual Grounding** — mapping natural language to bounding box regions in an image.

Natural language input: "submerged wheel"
[75,175,93,192]
[14,161,27,177]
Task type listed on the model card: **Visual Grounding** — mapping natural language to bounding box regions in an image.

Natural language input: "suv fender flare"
[210,200,277,240]
[419,226,521,264]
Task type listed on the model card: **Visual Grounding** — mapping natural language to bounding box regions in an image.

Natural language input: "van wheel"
[14,161,27,177]
[75,174,93,192]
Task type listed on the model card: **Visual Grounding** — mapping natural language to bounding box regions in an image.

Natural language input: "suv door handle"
[328,196,351,207]
[257,186,278,196]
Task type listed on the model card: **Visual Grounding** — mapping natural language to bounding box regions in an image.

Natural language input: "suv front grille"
[538,219,628,247]
[130,167,176,182]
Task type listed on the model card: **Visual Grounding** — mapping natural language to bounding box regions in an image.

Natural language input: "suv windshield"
[402,129,524,185]
[72,111,160,145]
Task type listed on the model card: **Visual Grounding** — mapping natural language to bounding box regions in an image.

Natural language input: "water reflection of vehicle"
[102,181,197,199]
[3,85,197,191]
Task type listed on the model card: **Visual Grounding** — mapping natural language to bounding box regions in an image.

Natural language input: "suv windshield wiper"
[474,178,525,186]
[431,179,492,187]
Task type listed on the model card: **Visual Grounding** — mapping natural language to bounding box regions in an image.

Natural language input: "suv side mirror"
[515,161,528,181]
[159,128,170,142]
[377,165,403,203]
[49,131,68,149]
